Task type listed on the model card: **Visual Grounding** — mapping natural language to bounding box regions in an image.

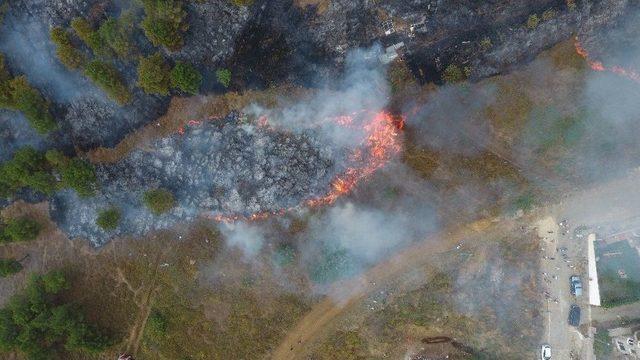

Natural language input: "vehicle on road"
[540,344,552,359]
[570,275,582,296]
[568,304,581,326]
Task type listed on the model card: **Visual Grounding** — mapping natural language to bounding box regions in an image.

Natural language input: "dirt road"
[272,217,509,360]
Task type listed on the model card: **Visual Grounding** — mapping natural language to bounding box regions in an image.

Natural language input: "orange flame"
[574,37,640,83]
[209,110,404,223]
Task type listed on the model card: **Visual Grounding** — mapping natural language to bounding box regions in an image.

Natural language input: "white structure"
[588,233,601,306]
[379,42,405,64]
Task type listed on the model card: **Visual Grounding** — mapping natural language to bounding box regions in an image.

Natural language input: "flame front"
[574,37,640,83]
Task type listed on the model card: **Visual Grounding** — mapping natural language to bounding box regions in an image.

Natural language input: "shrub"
[0,259,22,277]
[50,27,85,69]
[143,188,176,215]
[3,76,57,134]
[0,271,112,357]
[232,0,254,6]
[0,147,56,196]
[2,217,42,242]
[441,64,465,83]
[59,158,97,197]
[527,14,540,29]
[542,9,556,21]
[98,17,134,59]
[480,36,492,51]
[146,310,168,338]
[137,53,171,95]
[71,17,112,58]
[96,207,121,231]
[84,60,131,104]
[216,68,231,88]
[170,61,202,94]
[140,0,188,51]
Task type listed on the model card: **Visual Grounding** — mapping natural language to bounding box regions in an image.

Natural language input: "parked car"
[568,304,581,326]
[540,344,552,359]
[570,275,583,296]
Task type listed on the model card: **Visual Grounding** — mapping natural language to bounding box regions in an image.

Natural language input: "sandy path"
[271,217,509,360]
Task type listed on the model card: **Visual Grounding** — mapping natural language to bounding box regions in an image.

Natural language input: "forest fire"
[213,110,404,222]
[575,38,640,83]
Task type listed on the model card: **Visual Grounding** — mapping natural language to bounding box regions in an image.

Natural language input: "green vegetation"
[272,243,296,267]
[146,310,168,339]
[143,188,176,215]
[308,244,355,284]
[232,0,254,6]
[512,192,536,212]
[1,217,42,242]
[316,330,367,360]
[141,0,188,51]
[50,27,84,69]
[84,60,131,104]
[137,53,171,95]
[216,68,232,88]
[441,64,466,83]
[594,328,612,358]
[170,61,202,94]
[480,36,492,50]
[526,14,540,29]
[0,259,22,277]
[98,16,135,59]
[0,147,57,196]
[71,17,112,58]
[0,271,112,359]
[0,259,23,277]
[96,207,121,231]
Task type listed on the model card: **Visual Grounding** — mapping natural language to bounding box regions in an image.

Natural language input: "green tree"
[140,0,188,51]
[59,158,97,197]
[2,217,42,242]
[96,207,121,231]
[527,14,540,29]
[98,17,134,59]
[170,61,202,94]
[146,310,168,339]
[3,77,57,134]
[50,27,85,69]
[441,64,466,83]
[0,147,56,196]
[216,68,231,88]
[0,271,112,358]
[143,188,176,215]
[0,259,22,277]
[137,53,171,95]
[84,60,131,104]
[71,17,112,58]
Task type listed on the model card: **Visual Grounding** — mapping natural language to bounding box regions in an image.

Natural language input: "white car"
[541,344,552,359]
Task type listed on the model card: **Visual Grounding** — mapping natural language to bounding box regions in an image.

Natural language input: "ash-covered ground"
[50,113,346,246]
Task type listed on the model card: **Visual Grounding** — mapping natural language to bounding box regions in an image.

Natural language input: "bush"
[84,60,131,104]
[141,0,188,51]
[98,17,134,59]
[170,61,202,94]
[480,37,492,50]
[441,64,465,83]
[137,53,171,95]
[143,188,176,215]
[50,27,85,69]
[2,217,42,242]
[526,14,540,29]
[542,9,556,21]
[232,0,254,6]
[0,271,112,358]
[59,158,97,197]
[96,207,121,231]
[0,147,56,196]
[71,17,112,58]
[216,68,231,88]
[0,76,57,134]
[146,310,168,339]
[0,259,22,277]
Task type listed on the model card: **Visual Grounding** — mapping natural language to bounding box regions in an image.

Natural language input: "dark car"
[568,304,581,326]
[570,275,583,297]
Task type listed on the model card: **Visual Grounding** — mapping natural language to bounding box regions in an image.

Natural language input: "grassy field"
[596,240,640,308]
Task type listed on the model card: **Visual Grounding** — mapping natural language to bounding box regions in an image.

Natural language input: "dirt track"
[272,217,509,359]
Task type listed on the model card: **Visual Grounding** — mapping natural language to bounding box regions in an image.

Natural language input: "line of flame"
[574,37,640,83]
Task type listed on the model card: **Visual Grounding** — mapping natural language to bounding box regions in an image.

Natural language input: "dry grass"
[294,0,331,14]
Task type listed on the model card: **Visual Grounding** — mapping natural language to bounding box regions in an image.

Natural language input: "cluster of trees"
[0,55,56,134]
[0,258,23,278]
[137,53,202,95]
[0,271,112,359]
[96,207,121,231]
[0,217,42,243]
[141,0,188,51]
[143,188,176,215]
[0,147,97,198]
